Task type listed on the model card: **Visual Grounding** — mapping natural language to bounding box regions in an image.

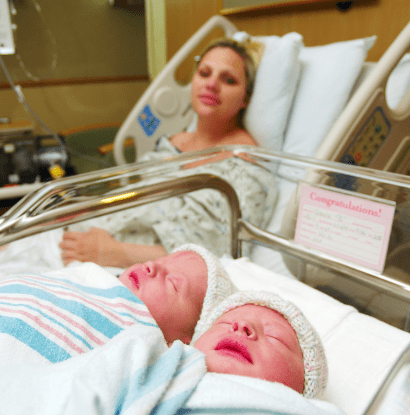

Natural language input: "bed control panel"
[339,107,391,168]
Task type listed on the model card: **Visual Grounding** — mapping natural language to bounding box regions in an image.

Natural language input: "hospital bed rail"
[0,147,242,253]
[113,15,237,165]
[1,146,410,307]
[364,342,410,415]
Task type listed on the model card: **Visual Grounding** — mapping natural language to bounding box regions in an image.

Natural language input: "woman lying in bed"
[56,36,276,269]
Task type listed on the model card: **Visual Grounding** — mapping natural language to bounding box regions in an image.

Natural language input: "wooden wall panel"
[165,0,220,60]
[166,0,410,62]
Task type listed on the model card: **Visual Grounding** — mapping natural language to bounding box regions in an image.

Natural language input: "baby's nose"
[232,321,257,340]
[145,261,158,278]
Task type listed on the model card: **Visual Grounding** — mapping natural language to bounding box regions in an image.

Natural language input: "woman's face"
[191,46,248,124]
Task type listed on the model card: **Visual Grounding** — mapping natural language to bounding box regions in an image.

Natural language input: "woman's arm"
[59,227,167,268]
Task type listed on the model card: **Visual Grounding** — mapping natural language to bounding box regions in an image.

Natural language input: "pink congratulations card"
[294,184,396,272]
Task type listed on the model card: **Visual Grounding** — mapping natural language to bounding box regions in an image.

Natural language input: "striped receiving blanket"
[0,321,207,415]
[0,262,157,366]
[0,264,344,415]
[0,324,344,415]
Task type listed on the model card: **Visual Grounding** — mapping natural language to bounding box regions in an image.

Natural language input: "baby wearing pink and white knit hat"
[192,290,328,399]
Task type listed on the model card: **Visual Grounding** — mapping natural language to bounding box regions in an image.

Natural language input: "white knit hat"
[193,290,328,399]
[172,244,236,344]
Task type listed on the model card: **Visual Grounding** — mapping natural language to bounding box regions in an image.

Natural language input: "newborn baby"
[0,243,235,366]
[193,290,328,399]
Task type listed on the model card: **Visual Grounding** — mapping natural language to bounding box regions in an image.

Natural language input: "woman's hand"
[59,227,119,267]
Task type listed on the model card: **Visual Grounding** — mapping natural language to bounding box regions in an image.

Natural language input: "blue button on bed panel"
[138,105,161,137]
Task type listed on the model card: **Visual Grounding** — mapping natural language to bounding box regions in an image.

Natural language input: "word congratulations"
[310,192,382,217]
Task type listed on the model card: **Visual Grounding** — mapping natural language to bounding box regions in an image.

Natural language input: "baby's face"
[119,251,207,345]
[194,304,304,394]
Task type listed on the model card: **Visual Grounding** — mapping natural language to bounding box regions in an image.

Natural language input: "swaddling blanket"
[0,322,207,415]
[0,262,157,366]
[0,324,343,415]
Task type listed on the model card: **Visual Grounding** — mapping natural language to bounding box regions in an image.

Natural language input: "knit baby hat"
[172,243,236,344]
[193,290,328,399]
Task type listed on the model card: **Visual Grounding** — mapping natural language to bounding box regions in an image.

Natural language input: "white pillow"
[283,36,377,157]
[237,32,303,151]
[386,53,410,109]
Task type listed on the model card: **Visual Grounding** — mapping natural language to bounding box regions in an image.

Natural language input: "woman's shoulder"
[170,129,257,151]
[169,131,195,151]
[227,129,258,146]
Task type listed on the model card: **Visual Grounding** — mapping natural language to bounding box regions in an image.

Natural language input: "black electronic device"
[0,132,76,187]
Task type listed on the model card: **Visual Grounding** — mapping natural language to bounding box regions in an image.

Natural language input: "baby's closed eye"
[264,329,289,348]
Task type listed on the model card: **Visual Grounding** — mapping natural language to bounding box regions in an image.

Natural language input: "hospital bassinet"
[0,146,409,415]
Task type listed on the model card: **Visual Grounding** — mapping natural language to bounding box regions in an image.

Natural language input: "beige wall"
[0,0,149,136]
[2,0,408,137]
[165,0,410,63]
[0,80,149,135]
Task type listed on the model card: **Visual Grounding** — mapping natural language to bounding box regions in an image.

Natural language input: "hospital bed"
[0,14,410,415]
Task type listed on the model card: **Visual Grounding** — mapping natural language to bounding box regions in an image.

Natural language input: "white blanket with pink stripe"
[0,262,157,366]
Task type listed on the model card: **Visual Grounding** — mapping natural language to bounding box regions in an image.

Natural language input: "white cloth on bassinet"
[0,136,277,277]
[0,319,344,415]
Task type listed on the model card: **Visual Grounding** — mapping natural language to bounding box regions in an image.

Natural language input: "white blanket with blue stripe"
[0,263,344,415]
[0,322,207,415]
[0,323,343,415]
[0,262,157,366]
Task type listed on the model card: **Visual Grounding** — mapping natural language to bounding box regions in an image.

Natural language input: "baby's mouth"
[215,338,253,364]
[129,271,139,289]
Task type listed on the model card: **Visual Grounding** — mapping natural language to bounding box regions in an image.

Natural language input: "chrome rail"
[238,219,410,303]
[0,172,241,258]
[1,145,239,224]
[364,343,410,415]
[1,144,410,304]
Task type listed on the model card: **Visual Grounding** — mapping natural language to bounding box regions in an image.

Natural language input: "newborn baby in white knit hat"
[119,243,235,345]
[0,243,234,367]
[193,291,328,399]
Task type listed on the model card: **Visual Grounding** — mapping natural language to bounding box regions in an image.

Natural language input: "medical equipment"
[315,21,410,175]
[0,146,409,415]
[0,126,75,186]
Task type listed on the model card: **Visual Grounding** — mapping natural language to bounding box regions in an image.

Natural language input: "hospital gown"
[0,136,277,275]
[70,136,278,257]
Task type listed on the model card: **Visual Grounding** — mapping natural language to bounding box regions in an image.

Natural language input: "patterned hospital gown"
[70,136,278,258]
[0,137,278,277]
